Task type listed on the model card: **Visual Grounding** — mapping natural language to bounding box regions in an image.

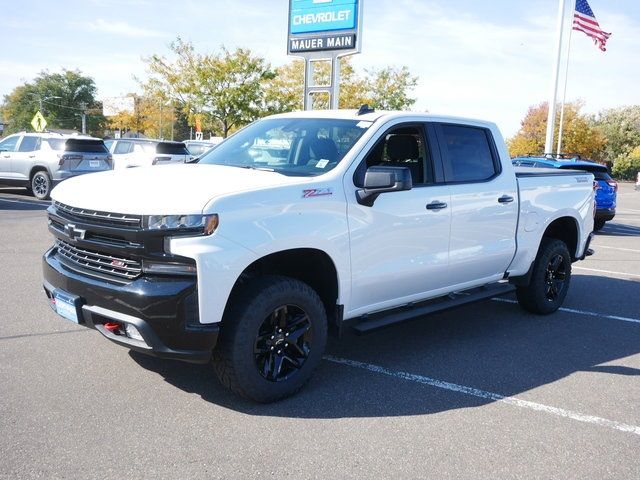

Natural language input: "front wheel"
[31,170,52,200]
[213,275,328,403]
[516,238,572,315]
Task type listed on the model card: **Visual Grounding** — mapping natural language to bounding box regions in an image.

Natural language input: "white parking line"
[491,298,640,325]
[593,245,640,254]
[617,209,640,214]
[574,266,640,279]
[324,355,640,436]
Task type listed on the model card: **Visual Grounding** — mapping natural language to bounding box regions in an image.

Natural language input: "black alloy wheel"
[544,254,568,302]
[254,305,312,382]
[516,238,572,315]
[213,275,327,402]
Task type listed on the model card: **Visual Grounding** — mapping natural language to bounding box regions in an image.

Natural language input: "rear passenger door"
[435,123,518,287]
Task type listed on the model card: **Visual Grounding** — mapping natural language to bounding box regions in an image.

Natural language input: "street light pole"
[79,102,87,134]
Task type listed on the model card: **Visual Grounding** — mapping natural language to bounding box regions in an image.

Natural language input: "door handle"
[28,154,36,158]
[426,201,448,210]
[498,195,514,204]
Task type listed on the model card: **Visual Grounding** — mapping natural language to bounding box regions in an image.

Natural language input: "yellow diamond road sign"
[31,111,47,132]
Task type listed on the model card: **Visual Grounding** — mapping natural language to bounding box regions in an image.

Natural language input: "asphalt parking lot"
[1,184,639,479]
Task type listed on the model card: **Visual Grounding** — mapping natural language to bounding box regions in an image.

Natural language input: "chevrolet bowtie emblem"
[64,223,86,241]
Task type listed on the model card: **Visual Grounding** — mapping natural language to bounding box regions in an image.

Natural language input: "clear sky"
[2,0,639,137]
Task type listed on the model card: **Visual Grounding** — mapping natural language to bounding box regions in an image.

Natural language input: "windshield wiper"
[237,165,276,172]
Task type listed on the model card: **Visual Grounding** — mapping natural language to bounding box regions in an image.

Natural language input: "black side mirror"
[356,166,412,206]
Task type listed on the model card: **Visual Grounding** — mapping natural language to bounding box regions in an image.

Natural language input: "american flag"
[573,0,611,51]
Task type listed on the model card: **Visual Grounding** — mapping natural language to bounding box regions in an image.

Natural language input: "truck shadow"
[130,274,640,418]
[597,222,640,237]
[0,190,50,211]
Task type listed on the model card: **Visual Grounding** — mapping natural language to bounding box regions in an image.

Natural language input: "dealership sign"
[288,0,361,55]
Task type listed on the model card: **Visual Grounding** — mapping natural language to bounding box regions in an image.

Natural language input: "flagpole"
[544,0,568,156]
[556,23,574,156]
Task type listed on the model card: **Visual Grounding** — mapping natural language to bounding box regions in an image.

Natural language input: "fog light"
[125,324,144,342]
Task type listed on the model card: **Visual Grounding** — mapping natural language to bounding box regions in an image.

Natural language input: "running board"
[351,283,516,334]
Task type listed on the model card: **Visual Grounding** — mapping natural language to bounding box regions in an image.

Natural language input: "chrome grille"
[55,240,142,281]
[54,201,142,228]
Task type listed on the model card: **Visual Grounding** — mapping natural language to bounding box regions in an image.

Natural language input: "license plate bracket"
[53,290,83,324]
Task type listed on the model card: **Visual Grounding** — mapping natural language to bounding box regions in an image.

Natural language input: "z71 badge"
[302,188,333,198]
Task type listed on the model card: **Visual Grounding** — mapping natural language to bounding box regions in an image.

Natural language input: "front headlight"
[145,214,218,235]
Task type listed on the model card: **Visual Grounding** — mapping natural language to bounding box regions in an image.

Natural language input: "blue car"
[512,155,617,231]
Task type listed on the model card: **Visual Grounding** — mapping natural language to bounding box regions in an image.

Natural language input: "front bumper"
[42,247,218,364]
[595,207,615,222]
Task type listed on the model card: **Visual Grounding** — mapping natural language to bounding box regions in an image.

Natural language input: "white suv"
[104,138,190,169]
[0,132,112,200]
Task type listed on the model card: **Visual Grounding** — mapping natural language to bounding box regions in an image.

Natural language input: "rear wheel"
[516,238,571,315]
[31,170,52,200]
[213,275,327,403]
[593,219,606,231]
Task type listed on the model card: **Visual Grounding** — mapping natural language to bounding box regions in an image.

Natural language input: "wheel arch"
[227,248,341,327]
[542,215,579,260]
[29,164,53,181]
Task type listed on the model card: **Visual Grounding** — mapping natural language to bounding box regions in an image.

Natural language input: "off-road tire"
[213,275,328,403]
[516,238,572,315]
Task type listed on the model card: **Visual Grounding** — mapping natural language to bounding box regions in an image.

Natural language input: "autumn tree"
[264,58,417,112]
[612,146,640,180]
[366,65,418,110]
[1,69,105,136]
[106,94,177,139]
[143,38,275,137]
[595,105,640,161]
[507,101,605,160]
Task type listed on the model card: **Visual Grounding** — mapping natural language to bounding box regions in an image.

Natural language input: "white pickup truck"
[42,109,595,402]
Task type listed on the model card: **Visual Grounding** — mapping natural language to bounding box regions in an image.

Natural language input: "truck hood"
[51,164,303,214]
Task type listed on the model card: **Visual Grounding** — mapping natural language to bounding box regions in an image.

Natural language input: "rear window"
[156,142,189,155]
[593,171,612,181]
[46,139,67,151]
[18,136,41,152]
[65,139,109,153]
[439,124,498,182]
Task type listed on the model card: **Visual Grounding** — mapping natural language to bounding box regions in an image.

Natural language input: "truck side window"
[361,125,433,185]
[439,125,498,182]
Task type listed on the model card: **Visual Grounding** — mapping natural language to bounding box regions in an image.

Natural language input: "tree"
[264,58,417,113]
[595,106,640,162]
[143,39,275,137]
[1,69,105,136]
[367,66,418,110]
[612,146,640,180]
[507,101,605,160]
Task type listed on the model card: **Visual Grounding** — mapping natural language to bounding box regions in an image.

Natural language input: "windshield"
[197,118,372,176]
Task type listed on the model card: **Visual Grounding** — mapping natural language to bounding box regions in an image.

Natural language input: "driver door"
[345,123,452,317]
[0,135,20,179]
